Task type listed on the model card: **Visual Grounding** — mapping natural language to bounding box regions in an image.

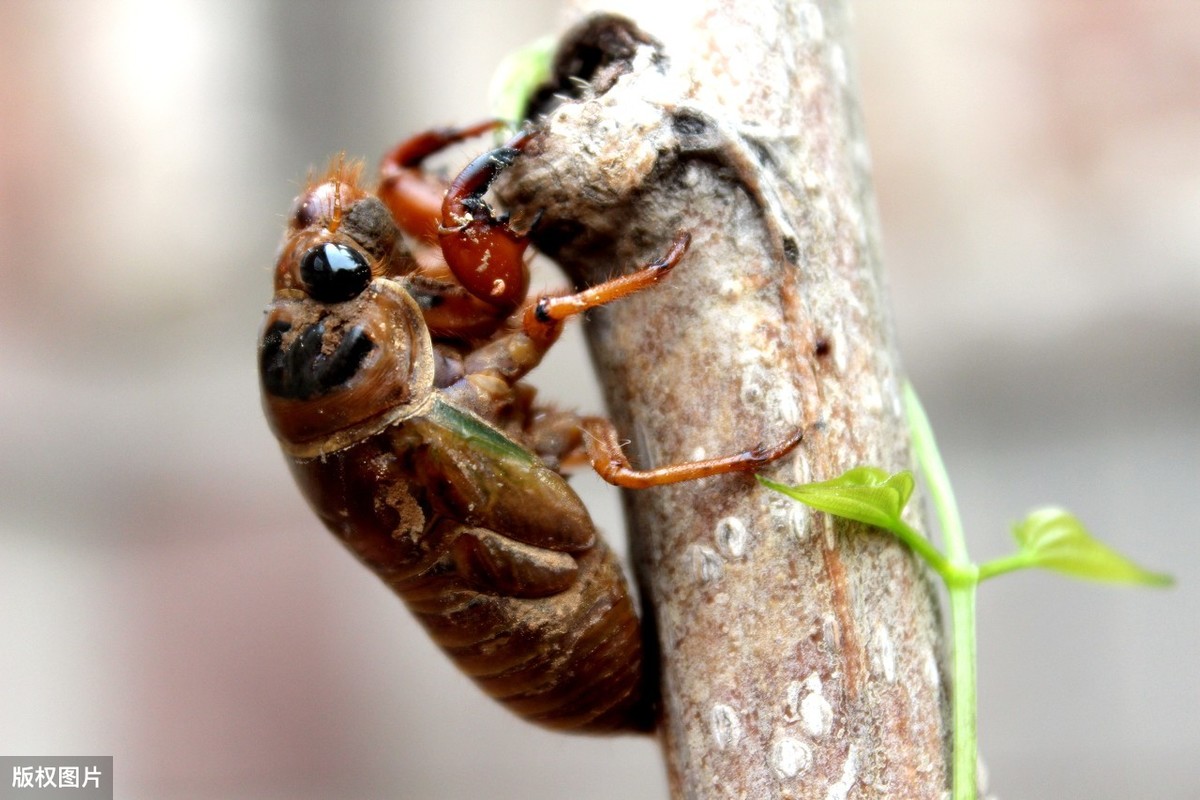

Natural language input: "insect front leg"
[379,122,537,338]
[377,119,504,244]
[437,130,537,313]
[404,274,517,341]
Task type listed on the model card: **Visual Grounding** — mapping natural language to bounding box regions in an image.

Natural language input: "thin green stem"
[977,552,1034,582]
[905,384,977,800]
[948,586,978,800]
[889,519,955,579]
[889,518,983,588]
[904,383,968,565]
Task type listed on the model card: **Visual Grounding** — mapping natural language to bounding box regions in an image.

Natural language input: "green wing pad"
[408,400,597,552]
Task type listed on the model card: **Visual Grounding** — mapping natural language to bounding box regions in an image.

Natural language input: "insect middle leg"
[438,235,693,419]
[581,417,803,489]
[520,232,692,349]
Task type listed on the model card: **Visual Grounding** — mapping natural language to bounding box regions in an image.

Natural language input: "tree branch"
[501,2,950,797]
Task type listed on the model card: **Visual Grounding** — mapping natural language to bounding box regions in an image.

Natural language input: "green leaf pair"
[760,469,1172,588]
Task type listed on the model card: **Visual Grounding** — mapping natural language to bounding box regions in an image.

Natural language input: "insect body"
[259,124,801,732]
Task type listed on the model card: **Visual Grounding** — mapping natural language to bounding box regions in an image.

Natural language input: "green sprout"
[487,35,555,133]
[760,382,1172,800]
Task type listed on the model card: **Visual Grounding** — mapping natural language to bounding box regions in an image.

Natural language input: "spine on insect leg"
[287,436,656,733]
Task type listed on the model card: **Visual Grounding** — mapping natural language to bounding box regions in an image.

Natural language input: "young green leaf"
[1011,507,1174,587]
[758,468,914,532]
[760,469,956,581]
[488,36,555,130]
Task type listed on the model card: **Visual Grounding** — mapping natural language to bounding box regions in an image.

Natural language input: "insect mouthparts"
[260,319,375,400]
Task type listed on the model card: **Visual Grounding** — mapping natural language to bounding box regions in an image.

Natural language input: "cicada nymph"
[259,123,801,731]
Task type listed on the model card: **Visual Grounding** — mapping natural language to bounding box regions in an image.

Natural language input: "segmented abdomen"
[287,434,654,732]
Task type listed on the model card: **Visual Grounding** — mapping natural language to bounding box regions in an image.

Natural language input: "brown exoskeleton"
[258,122,801,732]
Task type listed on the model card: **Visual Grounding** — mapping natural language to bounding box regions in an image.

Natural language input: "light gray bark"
[501,2,950,797]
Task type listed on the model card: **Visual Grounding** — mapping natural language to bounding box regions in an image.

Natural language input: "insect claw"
[650,231,692,273]
[751,428,804,464]
[526,208,546,234]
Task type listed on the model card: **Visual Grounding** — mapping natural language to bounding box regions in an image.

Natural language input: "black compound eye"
[299,243,372,303]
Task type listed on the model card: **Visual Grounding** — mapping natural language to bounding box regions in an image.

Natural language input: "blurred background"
[0,1,1195,798]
